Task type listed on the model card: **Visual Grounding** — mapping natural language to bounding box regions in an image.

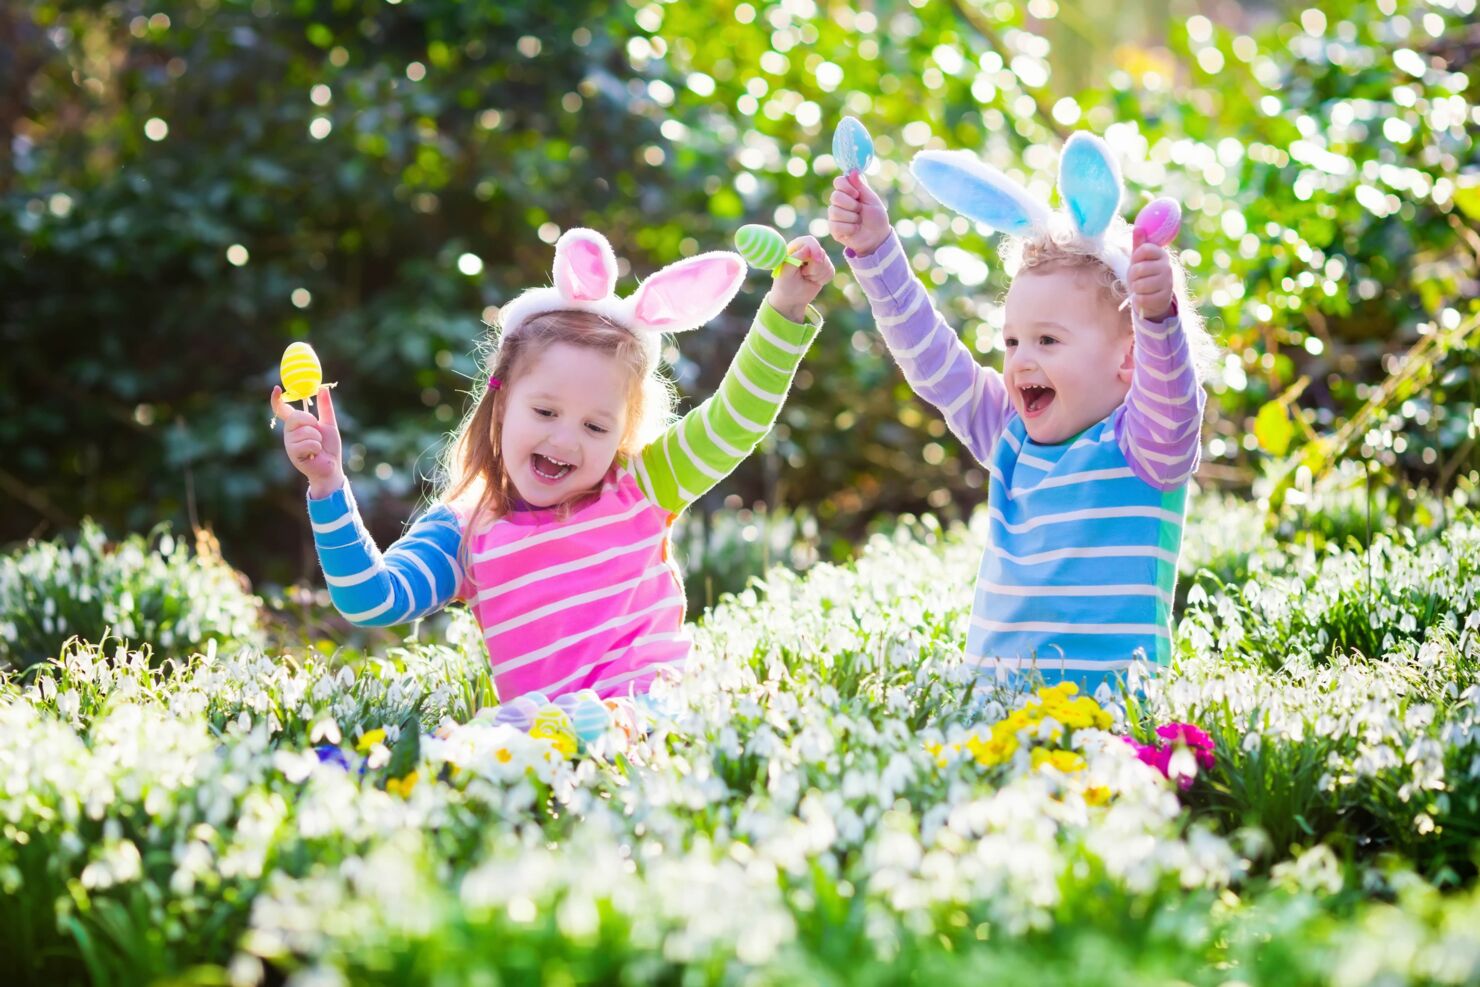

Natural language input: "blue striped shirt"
[969,412,1187,695]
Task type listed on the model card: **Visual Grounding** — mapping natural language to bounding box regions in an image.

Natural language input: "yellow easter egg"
[529,705,578,758]
[280,341,323,403]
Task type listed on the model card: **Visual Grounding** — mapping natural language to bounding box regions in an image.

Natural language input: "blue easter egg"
[569,698,613,744]
[832,116,875,176]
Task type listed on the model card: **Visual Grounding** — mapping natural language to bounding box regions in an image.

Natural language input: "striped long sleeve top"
[306,300,821,702]
[847,230,1206,695]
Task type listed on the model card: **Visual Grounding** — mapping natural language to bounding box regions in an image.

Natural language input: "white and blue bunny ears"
[497,228,747,362]
[910,131,1131,282]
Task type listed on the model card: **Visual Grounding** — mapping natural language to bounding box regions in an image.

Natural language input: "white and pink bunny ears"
[496,228,748,362]
[910,131,1132,283]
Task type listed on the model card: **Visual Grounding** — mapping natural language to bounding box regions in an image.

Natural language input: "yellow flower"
[386,770,419,798]
[1036,682,1078,701]
[1031,748,1086,774]
[356,728,387,754]
[998,710,1032,735]
[965,731,1017,768]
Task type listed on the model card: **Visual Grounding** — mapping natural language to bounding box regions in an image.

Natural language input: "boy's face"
[497,342,629,507]
[1002,265,1134,445]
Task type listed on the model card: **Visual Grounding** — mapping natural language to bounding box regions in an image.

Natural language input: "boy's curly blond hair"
[1000,213,1218,377]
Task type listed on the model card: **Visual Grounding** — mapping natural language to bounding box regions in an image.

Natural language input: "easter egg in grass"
[530,704,578,757]
[487,695,541,732]
[557,691,614,745]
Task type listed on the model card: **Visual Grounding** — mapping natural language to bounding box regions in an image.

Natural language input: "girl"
[828,131,1214,696]
[272,228,833,703]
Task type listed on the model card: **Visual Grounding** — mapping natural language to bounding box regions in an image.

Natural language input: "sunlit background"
[4,0,1478,612]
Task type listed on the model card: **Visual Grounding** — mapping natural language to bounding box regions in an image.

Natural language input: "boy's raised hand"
[827,173,890,258]
[766,235,836,324]
[271,385,345,499]
[1127,231,1175,322]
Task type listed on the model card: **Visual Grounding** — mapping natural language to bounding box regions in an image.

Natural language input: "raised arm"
[1117,306,1205,489]
[634,299,820,514]
[307,483,464,626]
[1116,237,1206,489]
[845,228,1013,465]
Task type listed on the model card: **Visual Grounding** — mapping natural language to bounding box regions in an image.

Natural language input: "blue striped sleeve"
[306,483,464,627]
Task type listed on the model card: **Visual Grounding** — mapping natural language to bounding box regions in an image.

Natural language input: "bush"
[0,520,263,671]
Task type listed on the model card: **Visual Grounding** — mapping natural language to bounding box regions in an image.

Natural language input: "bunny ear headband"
[495,228,747,365]
[910,131,1131,282]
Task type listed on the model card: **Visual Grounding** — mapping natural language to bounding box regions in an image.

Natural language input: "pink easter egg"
[1133,197,1182,247]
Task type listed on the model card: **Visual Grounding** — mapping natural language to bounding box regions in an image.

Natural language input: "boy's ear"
[1118,331,1136,385]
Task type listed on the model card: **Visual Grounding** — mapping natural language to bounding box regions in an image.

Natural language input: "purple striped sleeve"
[1117,306,1206,490]
[845,230,1012,466]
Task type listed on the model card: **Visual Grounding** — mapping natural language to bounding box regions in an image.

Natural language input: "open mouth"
[1020,384,1056,416]
[531,453,574,482]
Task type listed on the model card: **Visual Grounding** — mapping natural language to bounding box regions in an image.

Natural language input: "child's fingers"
[828,205,860,228]
[270,385,293,421]
[832,175,862,196]
[807,251,837,282]
[286,419,321,442]
[850,172,884,207]
[829,191,861,215]
[829,189,861,210]
[1130,242,1166,266]
[282,409,319,433]
[316,386,338,432]
[785,236,819,266]
[1128,265,1171,291]
[786,238,835,281]
[291,441,324,466]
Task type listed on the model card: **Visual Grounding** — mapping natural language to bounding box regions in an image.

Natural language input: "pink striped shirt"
[458,465,690,701]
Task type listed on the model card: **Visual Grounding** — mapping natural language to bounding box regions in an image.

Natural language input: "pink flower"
[1123,736,1172,774]
[1124,722,1216,790]
[1154,722,1216,770]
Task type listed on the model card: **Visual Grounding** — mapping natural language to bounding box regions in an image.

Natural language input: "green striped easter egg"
[734,224,788,270]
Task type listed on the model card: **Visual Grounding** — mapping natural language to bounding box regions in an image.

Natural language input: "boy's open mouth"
[531,453,574,481]
[1020,384,1056,415]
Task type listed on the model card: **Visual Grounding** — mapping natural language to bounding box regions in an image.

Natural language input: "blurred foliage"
[0,520,263,671]
[3,0,1477,587]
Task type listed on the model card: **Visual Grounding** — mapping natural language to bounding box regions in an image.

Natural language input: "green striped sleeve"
[635,300,821,514]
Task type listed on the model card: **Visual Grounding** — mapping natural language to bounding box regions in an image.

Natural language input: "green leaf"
[386,709,421,780]
[1254,400,1294,456]
[1453,175,1480,223]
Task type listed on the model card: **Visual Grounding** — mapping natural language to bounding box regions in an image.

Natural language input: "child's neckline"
[1018,407,1119,450]
[499,465,622,525]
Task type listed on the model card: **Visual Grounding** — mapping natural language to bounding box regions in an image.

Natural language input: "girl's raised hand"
[766,236,836,323]
[827,173,890,258]
[271,385,345,499]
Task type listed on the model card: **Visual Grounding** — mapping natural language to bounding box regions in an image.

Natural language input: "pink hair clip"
[488,376,502,391]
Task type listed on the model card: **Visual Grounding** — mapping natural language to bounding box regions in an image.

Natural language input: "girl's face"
[1002,266,1134,445]
[497,342,631,507]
